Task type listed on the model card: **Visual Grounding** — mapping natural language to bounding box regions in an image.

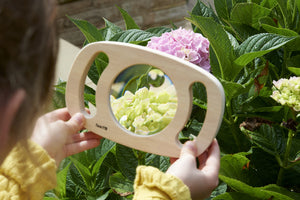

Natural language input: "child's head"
[0,0,58,160]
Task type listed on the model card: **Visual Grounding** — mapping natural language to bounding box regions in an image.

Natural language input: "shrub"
[47,1,300,199]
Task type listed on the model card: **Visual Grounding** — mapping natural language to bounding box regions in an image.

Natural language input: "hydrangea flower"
[147,27,210,72]
[111,86,177,135]
[271,76,300,111]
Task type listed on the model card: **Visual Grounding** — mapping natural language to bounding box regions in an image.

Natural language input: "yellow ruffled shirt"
[134,166,191,200]
[0,140,57,200]
[0,141,191,199]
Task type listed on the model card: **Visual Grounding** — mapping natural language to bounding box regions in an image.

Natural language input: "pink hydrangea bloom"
[147,27,210,72]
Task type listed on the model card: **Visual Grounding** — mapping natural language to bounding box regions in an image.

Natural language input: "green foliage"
[49,1,300,199]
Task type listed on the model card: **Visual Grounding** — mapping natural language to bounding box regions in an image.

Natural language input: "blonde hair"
[0,0,58,144]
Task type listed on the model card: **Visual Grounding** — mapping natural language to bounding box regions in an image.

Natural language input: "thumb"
[65,113,85,134]
[180,140,197,159]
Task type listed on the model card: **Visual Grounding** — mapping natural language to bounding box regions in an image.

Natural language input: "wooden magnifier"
[66,41,225,157]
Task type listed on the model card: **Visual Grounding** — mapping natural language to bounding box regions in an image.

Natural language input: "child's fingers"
[45,108,71,122]
[180,140,197,158]
[170,140,196,164]
[65,139,101,157]
[202,139,220,176]
[70,131,102,143]
[178,140,198,167]
[197,150,209,169]
[65,113,85,134]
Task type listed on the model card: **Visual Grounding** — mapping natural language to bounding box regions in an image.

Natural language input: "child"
[0,0,220,199]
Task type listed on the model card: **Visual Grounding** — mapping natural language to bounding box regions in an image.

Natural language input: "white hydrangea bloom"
[271,76,300,111]
[110,86,178,135]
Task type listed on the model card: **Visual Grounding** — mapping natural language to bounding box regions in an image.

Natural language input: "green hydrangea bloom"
[271,76,300,111]
[110,86,177,135]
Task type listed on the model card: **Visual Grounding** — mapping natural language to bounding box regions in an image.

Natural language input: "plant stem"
[135,150,146,165]
[226,100,241,152]
[277,129,294,185]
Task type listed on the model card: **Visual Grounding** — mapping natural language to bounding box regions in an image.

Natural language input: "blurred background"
[56,0,214,46]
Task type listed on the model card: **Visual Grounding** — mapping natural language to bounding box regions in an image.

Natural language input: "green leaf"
[92,139,116,176]
[86,52,108,88]
[219,153,251,184]
[71,149,91,167]
[297,0,300,14]
[117,6,140,30]
[158,156,170,172]
[260,0,278,9]
[110,29,156,43]
[109,172,134,196]
[84,93,95,106]
[261,23,299,36]
[69,156,92,190]
[275,0,293,29]
[182,118,203,139]
[213,192,254,200]
[217,120,251,154]
[98,138,117,158]
[226,21,259,42]
[214,0,233,22]
[230,3,271,29]
[259,16,278,27]
[193,82,207,104]
[94,160,114,192]
[86,138,115,165]
[191,0,219,23]
[145,27,171,36]
[116,64,152,95]
[288,67,300,75]
[52,80,67,109]
[54,163,71,197]
[94,52,109,77]
[100,18,123,40]
[234,33,296,66]
[68,16,103,43]
[287,55,300,75]
[209,182,227,199]
[87,63,100,85]
[219,175,296,200]
[68,163,89,193]
[95,190,112,200]
[286,36,300,51]
[220,78,253,101]
[116,144,138,181]
[226,31,240,51]
[187,15,238,80]
[250,147,280,185]
[102,151,119,172]
[209,46,221,78]
[145,154,170,172]
[250,106,282,113]
[262,184,300,200]
[240,124,287,157]
[43,197,58,200]
[280,163,300,188]
[290,137,300,162]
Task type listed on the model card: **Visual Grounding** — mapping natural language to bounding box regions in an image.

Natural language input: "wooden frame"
[66,41,225,157]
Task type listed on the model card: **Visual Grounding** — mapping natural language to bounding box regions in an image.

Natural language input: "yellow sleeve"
[133,166,191,200]
[0,140,57,200]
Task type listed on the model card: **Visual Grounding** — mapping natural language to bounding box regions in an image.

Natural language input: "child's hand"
[31,108,102,166]
[167,139,220,200]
